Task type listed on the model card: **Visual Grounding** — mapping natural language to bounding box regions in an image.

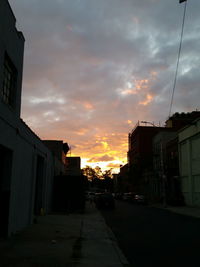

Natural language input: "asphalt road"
[101,200,200,267]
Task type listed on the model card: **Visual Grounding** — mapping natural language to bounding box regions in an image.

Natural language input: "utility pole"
[169,0,188,116]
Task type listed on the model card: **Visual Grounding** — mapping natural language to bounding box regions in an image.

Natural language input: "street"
[101,200,200,267]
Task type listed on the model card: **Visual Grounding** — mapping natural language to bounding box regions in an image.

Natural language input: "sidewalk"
[152,204,200,219]
[0,203,129,267]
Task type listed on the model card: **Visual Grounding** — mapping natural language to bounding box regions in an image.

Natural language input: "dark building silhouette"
[128,122,165,194]
[126,111,200,200]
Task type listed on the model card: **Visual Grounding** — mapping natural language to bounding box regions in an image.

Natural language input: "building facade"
[128,122,165,194]
[43,140,69,176]
[152,130,178,203]
[179,118,200,207]
[152,112,200,205]
[0,0,55,237]
[65,156,81,176]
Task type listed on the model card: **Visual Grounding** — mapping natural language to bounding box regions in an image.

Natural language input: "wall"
[66,157,81,176]
[0,117,54,235]
[43,140,66,176]
[179,119,200,206]
[0,0,54,236]
[0,0,25,118]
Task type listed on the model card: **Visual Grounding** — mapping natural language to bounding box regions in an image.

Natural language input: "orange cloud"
[120,89,137,95]
[119,77,150,96]
[101,141,109,149]
[88,154,115,163]
[150,71,158,79]
[75,128,88,136]
[106,162,121,168]
[139,93,153,106]
[83,102,94,110]
[134,79,149,90]
[68,132,128,171]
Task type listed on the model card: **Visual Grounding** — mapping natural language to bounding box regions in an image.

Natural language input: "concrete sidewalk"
[0,203,129,267]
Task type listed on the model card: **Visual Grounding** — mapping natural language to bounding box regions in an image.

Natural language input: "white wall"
[0,117,54,235]
[179,119,200,206]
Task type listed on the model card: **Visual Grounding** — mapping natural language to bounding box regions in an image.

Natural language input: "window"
[1,53,17,107]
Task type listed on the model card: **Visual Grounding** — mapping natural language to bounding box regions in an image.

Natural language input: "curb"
[100,215,130,266]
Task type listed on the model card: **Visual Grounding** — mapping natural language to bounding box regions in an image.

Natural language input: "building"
[165,111,200,130]
[43,140,69,176]
[128,122,165,194]
[0,0,55,237]
[152,112,200,204]
[65,156,81,176]
[114,164,130,192]
[127,112,200,200]
[152,129,177,203]
[52,156,85,213]
[179,118,200,206]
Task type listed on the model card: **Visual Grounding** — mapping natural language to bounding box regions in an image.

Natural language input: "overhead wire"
[169,1,188,117]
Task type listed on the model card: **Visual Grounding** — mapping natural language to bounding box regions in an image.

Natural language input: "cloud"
[139,94,154,106]
[9,0,200,169]
[88,154,115,163]
[106,163,121,169]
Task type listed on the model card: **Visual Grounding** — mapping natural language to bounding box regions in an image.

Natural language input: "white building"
[0,0,54,237]
[179,118,200,206]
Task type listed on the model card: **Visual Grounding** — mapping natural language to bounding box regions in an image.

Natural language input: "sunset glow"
[9,0,200,173]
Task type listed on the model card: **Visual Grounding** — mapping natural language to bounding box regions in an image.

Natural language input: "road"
[101,200,200,267]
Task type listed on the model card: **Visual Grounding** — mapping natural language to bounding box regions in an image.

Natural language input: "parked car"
[114,192,124,200]
[132,194,148,205]
[94,192,115,209]
[123,192,135,202]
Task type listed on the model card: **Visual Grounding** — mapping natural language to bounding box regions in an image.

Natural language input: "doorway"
[34,155,45,215]
[0,144,13,238]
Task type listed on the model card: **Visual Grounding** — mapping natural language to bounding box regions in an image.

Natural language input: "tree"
[94,166,103,179]
[82,166,114,191]
[82,165,97,181]
[102,169,113,179]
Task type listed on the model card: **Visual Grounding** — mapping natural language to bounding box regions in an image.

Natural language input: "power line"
[169,1,187,117]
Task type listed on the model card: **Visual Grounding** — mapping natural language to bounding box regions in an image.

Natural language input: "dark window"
[1,53,17,107]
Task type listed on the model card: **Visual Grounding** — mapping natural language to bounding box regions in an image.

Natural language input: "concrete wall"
[179,119,200,206]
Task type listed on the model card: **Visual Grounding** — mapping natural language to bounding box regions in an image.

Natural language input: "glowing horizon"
[10,0,200,174]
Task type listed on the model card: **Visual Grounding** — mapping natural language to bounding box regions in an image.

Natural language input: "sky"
[9,0,200,172]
